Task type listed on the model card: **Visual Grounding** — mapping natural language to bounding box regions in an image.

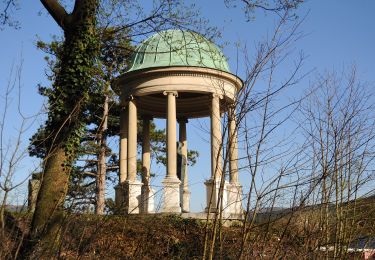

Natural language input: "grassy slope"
[1,195,374,259]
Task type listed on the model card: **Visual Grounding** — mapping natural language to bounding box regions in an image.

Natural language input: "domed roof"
[127,29,230,73]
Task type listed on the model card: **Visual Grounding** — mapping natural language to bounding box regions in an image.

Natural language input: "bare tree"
[298,67,375,258]
[0,60,41,259]
[201,4,308,258]
[0,0,19,29]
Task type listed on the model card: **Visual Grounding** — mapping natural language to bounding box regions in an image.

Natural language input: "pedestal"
[162,177,181,213]
[141,185,155,213]
[123,180,142,214]
[226,182,243,218]
[181,189,190,213]
[205,179,228,214]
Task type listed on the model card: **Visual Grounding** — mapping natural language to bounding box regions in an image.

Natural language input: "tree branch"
[40,0,69,30]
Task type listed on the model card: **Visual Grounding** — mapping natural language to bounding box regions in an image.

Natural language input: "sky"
[0,0,374,211]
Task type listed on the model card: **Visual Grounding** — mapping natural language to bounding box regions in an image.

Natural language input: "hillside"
[1,195,374,259]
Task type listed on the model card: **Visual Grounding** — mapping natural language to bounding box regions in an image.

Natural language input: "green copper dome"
[127,29,230,73]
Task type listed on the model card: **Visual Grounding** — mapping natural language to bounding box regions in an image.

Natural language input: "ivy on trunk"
[29,0,99,254]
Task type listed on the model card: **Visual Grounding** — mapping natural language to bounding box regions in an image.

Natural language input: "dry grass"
[1,206,374,259]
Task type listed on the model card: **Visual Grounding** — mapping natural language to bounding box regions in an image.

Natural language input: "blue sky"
[0,1,374,211]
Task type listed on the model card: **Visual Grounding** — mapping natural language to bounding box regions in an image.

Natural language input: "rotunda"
[112,29,243,217]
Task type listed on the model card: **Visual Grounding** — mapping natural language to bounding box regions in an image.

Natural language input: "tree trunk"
[30,147,69,246]
[27,0,99,255]
[96,93,108,214]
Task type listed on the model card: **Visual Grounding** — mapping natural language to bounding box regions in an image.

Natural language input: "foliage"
[29,27,130,211]
[30,26,199,212]
[29,26,131,159]
[33,17,99,167]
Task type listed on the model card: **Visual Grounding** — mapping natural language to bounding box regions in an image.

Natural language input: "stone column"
[178,117,190,213]
[205,94,227,213]
[119,107,128,183]
[228,106,238,183]
[115,106,128,208]
[127,98,137,182]
[211,94,222,179]
[227,106,243,217]
[124,97,142,214]
[141,116,155,213]
[162,91,181,213]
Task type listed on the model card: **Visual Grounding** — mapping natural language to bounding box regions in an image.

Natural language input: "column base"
[141,185,155,213]
[123,180,143,214]
[162,177,181,213]
[181,189,190,213]
[205,178,228,215]
[226,182,243,218]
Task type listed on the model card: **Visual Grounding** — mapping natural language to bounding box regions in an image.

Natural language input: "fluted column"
[178,117,190,213]
[141,116,154,213]
[162,91,181,213]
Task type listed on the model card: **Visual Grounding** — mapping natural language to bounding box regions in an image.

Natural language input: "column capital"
[177,117,188,124]
[126,95,139,103]
[211,93,223,99]
[228,102,237,110]
[126,95,134,101]
[163,90,178,97]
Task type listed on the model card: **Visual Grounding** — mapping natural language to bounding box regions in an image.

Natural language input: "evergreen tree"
[30,28,199,215]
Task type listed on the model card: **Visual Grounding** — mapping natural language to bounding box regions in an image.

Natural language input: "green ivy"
[40,12,100,168]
